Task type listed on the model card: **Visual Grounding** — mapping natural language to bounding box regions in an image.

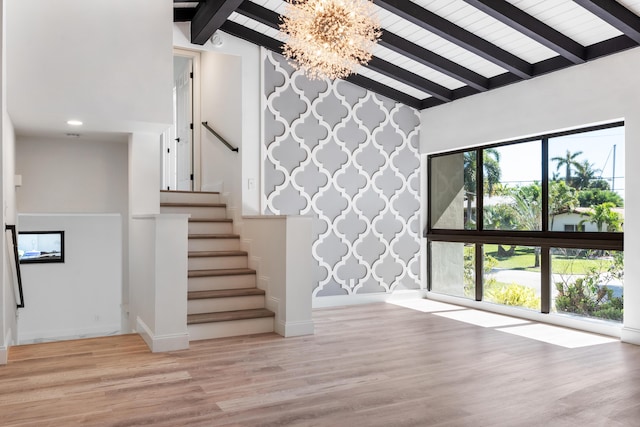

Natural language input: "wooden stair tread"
[188,288,265,300]
[189,218,232,223]
[161,190,220,195]
[189,250,247,258]
[161,202,226,208]
[188,268,255,278]
[188,234,239,239]
[188,308,274,324]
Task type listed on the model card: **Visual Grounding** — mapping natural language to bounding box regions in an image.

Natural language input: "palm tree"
[572,160,601,190]
[551,150,583,186]
[463,149,502,227]
[579,202,622,232]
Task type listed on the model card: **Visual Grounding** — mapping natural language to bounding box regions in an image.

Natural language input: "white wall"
[6,0,173,136]
[241,215,314,337]
[16,137,128,214]
[421,46,640,344]
[173,23,262,216]
[0,0,17,364]
[17,214,122,343]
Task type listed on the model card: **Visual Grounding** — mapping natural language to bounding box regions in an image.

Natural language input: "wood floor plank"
[2,303,640,426]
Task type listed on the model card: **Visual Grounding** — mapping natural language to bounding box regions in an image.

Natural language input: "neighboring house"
[551,207,625,232]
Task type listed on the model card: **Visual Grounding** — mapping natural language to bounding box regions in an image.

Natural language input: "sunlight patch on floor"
[391,299,619,348]
[387,299,463,313]
[496,323,618,348]
[433,309,531,328]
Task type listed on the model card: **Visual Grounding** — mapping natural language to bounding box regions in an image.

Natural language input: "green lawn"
[483,245,614,274]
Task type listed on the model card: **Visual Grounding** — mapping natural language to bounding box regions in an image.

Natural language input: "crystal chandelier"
[280,0,381,80]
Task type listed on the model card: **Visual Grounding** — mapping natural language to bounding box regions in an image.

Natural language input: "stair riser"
[188,222,233,235]
[187,295,265,315]
[161,192,221,204]
[161,206,227,219]
[188,274,257,292]
[188,255,248,270]
[188,238,240,251]
[188,317,274,341]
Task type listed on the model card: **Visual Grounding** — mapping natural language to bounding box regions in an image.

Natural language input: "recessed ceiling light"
[67,120,83,126]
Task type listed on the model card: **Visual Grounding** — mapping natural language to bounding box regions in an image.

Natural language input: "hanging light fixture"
[280,0,381,80]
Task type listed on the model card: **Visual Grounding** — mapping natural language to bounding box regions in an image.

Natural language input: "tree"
[577,189,623,208]
[463,149,502,228]
[551,150,583,186]
[464,149,502,195]
[572,160,601,190]
[510,184,542,266]
[579,202,622,232]
[549,180,578,230]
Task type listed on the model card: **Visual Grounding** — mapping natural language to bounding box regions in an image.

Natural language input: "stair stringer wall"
[239,215,314,337]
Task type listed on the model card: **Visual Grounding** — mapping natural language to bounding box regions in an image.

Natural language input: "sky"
[496,126,625,198]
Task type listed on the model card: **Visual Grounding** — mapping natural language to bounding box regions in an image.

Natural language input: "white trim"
[276,319,315,337]
[136,317,189,353]
[313,290,428,308]
[621,327,640,345]
[0,328,11,365]
[173,48,202,191]
[426,292,622,338]
[18,325,122,344]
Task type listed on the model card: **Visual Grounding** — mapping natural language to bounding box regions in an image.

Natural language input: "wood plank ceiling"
[174,0,640,110]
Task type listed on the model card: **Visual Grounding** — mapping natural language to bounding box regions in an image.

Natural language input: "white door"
[173,56,194,191]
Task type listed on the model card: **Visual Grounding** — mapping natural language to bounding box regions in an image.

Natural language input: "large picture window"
[427,123,624,323]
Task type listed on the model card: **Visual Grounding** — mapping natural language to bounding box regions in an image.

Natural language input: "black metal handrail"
[202,121,239,152]
[5,225,24,308]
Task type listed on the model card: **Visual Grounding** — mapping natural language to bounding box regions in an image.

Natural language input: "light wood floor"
[2,303,640,427]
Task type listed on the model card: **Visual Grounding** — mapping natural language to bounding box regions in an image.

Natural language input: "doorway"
[163,51,200,191]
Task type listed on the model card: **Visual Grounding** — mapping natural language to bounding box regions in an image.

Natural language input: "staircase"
[160,190,274,341]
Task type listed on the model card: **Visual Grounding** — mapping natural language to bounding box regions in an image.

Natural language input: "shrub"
[485,282,540,309]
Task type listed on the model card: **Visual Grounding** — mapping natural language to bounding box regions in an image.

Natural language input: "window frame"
[426,122,624,313]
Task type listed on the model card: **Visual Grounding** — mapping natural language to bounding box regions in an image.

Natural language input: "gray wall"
[263,51,421,297]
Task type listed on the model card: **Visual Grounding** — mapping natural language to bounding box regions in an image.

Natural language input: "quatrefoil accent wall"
[263,51,421,297]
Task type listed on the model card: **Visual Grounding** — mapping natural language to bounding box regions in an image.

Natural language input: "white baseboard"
[136,317,189,353]
[1,327,12,365]
[621,327,640,345]
[275,319,315,337]
[18,324,122,344]
[313,289,428,308]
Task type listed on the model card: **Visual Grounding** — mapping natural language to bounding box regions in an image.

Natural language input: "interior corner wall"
[1,0,16,361]
[420,46,640,342]
[173,23,262,216]
[263,51,421,298]
[199,52,242,208]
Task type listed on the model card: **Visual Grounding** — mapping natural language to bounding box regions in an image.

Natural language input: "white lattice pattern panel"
[263,51,421,297]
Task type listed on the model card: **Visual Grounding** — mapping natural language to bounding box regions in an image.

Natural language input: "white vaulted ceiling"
[174,0,640,109]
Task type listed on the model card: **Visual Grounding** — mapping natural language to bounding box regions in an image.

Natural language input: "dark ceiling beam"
[219,21,283,53]
[236,1,281,29]
[236,2,488,92]
[174,7,196,22]
[235,1,454,102]
[218,22,423,109]
[574,0,640,44]
[464,0,586,64]
[373,0,533,79]
[379,31,489,91]
[368,57,454,102]
[191,0,244,45]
